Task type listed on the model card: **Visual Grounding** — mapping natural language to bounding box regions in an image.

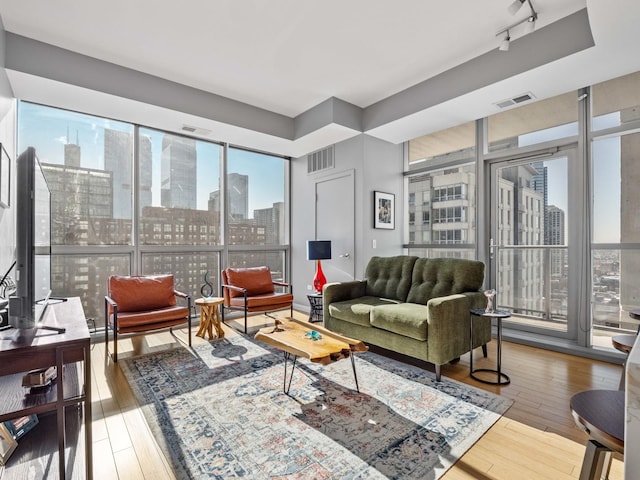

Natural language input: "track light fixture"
[497,0,538,51]
[499,30,511,51]
[508,0,526,15]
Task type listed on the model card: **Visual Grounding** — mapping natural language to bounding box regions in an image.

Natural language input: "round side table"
[469,308,511,385]
[307,293,323,323]
[195,297,225,340]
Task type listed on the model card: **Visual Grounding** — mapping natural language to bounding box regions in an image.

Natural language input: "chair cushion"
[108,275,176,312]
[225,266,275,298]
[328,296,400,327]
[228,292,293,310]
[370,303,429,341]
[112,305,189,332]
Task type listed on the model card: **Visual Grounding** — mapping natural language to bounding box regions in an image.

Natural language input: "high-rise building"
[160,135,197,209]
[104,129,153,219]
[531,162,549,244]
[64,143,81,167]
[41,163,115,244]
[547,205,565,245]
[227,173,249,220]
[254,202,284,244]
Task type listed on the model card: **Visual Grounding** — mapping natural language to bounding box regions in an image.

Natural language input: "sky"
[18,102,285,216]
[518,116,621,244]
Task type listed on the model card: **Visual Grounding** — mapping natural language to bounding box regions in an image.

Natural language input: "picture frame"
[0,144,9,208]
[0,422,17,466]
[373,191,395,229]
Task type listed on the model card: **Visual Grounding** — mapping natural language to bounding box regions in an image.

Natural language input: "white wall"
[0,19,17,281]
[290,133,404,311]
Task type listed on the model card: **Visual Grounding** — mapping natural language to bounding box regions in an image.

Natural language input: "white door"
[315,170,355,283]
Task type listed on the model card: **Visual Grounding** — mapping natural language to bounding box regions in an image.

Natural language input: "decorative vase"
[200,271,214,298]
[484,289,496,314]
[313,260,327,293]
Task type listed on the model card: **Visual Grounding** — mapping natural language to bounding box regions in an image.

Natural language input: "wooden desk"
[0,298,92,479]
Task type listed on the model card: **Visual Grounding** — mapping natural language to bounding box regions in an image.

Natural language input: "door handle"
[339,253,350,258]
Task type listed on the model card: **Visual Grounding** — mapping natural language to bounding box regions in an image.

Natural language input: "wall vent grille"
[307,146,334,174]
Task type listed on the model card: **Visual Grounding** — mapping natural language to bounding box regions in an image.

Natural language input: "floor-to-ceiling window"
[406,74,640,354]
[406,121,477,259]
[590,71,640,346]
[17,102,290,327]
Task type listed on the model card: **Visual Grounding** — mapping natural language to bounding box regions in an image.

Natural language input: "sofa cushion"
[406,258,484,305]
[364,256,418,302]
[328,296,400,327]
[108,274,177,312]
[370,303,429,341]
[225,266,275,298]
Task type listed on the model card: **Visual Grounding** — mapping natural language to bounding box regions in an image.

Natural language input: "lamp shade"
[307,240,332,261]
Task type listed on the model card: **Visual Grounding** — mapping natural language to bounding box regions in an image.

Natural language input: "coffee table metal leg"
[283,351,361,395]
[350,354,360,393]
[283,352,297,394]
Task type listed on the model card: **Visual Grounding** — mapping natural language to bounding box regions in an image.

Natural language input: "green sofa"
[323,255,491,381]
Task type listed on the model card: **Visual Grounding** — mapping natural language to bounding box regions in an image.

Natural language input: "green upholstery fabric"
[406,258,484,305]
[364,256,418,301]
[370,303,429,341]
[329,296,400,327]
[323,255,491,380]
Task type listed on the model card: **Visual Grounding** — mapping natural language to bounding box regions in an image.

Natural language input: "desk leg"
[85,342,93,479]
[56,348,66,480]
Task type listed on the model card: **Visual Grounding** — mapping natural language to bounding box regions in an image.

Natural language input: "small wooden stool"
[195,297,225,340]
[612,334,636,389]
[570,389,624,480]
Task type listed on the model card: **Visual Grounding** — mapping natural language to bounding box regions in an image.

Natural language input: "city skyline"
[18,102,285,217]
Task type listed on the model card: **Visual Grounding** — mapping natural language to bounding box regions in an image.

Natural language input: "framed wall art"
[0,144,9,208]
[373,191,394,229]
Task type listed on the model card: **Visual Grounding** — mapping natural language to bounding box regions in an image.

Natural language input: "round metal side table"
[469,308,511,385]
[307,293,323,323]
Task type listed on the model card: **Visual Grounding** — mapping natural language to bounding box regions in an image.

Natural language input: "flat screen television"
[8,147,53,330]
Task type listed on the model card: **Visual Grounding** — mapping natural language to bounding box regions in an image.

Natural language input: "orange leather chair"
[105,274,192,361]
[221,266,293,333]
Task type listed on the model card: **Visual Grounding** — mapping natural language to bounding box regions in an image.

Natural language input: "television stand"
[0,297,92,479]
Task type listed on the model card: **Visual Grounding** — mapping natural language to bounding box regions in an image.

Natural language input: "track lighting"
[497,0,538,51]
[499,31,511,52]
[508,0,526,15]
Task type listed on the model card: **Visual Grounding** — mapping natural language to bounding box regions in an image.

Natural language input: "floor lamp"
[307,240,332,293]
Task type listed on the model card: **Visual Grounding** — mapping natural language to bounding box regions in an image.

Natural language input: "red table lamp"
[307,240,332,293]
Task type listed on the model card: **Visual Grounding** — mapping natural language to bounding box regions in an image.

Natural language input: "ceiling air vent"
[494,92,536,109]
[181,125,212,136]
[307,146,334,174]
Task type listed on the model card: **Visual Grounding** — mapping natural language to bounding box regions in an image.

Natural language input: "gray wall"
[290,134,404,312]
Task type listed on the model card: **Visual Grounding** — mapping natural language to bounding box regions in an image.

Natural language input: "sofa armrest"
[426,291,488,365]
[323,280,366,304]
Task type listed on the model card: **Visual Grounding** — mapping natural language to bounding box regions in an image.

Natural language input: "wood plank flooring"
[90,311,625,479]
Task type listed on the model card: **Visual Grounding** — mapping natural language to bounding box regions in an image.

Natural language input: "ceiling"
[1,0,640,157]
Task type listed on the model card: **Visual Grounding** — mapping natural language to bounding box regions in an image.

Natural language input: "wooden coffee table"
[254,317,367,394]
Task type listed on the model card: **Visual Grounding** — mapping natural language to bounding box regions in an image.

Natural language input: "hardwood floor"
[90,311,625,479]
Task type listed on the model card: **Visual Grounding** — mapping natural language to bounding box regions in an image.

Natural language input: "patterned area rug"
[120,335,512,479]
